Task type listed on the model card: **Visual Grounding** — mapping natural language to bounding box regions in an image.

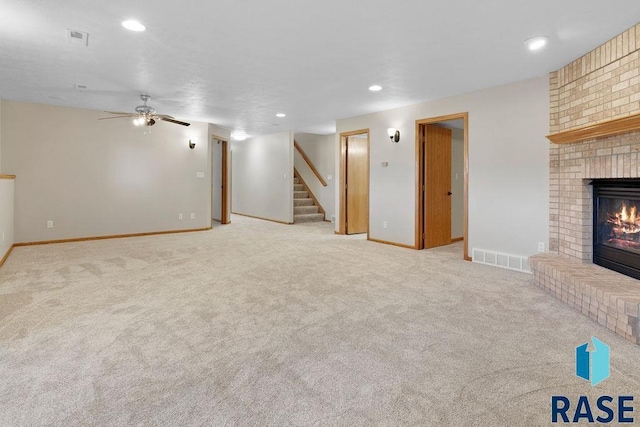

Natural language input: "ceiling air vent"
[66,28,89,46]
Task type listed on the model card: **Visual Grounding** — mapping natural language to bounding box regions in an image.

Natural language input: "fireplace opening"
[592,179,640,280]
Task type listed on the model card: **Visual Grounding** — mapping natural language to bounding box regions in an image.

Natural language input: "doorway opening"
[415,113,469,260]
[339,129,370,235]
[211,135,229,226]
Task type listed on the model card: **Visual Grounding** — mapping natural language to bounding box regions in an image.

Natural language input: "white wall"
[208,125,231,223]
[1,100,212,243]
[0,101,15,262]
[231,131,293,223]
[0,178,14,259]
[451,128,464,239]
[294,133,336,221]
[335,77,549,258]
[0,100,2,170]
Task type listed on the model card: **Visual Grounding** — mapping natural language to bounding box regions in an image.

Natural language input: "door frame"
[415,113,470,260]
[211,134,230,226]
[338,129,370,236]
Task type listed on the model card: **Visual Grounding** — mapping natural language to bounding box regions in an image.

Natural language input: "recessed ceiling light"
[369,85,382,92]
[231,131,248,141]
[276,113,286,118]
[524,36,549,51]
[122,20,146,32]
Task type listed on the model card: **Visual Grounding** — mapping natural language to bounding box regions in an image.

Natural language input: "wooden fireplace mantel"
[546,113,640,144]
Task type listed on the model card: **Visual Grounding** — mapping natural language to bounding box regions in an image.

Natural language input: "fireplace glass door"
[592,179,640,280]
[596,197,640,253]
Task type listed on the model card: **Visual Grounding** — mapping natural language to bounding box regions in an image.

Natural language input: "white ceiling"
[0,1,639,136]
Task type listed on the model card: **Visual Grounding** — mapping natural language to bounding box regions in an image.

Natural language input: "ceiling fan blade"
[98,116,134,120]
[161,117,191,127]
[104,111,134,116]
[156,114,175,119]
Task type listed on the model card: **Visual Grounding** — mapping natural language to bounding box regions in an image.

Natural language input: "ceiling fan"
[99,94,190,127]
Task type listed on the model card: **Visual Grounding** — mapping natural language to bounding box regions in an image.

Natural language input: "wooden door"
[221,140,229,224]
[212,139,229,225]
[346,136,368,234]
[424,125,452,248]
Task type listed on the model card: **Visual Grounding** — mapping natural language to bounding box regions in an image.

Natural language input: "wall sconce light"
[387,128,400,143]
[188,139,196,149]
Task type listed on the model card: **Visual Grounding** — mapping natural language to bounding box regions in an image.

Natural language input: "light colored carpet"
[0,215,639,426]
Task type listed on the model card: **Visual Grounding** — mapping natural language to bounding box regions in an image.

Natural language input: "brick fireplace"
[530,22,640,345]
[550,131,640,262]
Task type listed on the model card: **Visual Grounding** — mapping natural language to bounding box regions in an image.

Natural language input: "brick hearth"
[530,254,640,344]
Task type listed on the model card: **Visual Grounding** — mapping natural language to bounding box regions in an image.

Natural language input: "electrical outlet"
[538,242,545,253]
[383,221,388,229]
[190,213,195,219]
[47,220,54,229]
[178,213,184,220]
[196,172,204,178]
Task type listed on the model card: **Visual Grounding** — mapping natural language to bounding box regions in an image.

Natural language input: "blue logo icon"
[576,337,610,386]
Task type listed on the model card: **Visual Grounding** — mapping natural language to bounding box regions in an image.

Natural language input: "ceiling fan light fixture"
[122,20,146,32]
[100,94,190,128]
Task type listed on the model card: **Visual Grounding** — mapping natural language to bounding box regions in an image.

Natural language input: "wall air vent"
[66,28,89,46]
[472,248,531,274]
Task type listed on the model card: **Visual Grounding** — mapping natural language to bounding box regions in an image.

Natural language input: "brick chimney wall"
[549,23,640,260]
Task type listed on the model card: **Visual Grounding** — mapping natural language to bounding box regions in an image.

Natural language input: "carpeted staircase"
[294,176,324,223]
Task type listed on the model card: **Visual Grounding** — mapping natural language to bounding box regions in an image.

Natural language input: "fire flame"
[607,202,640,236]
[620,204,637,224]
